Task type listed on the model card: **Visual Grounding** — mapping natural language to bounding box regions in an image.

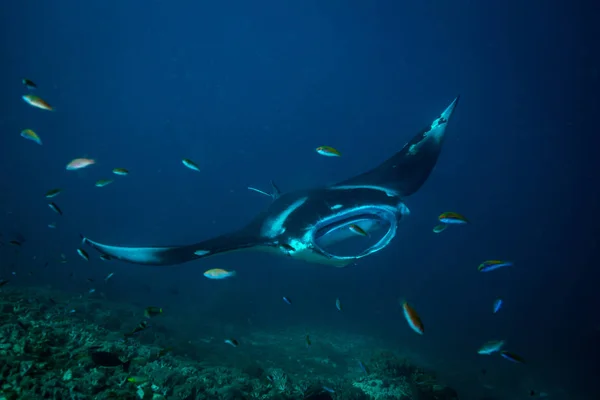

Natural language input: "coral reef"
[0,287,459,399]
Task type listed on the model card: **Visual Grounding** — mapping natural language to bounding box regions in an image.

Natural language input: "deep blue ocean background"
[1,1,596,399]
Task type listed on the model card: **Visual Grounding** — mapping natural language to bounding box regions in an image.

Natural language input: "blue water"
[1,1,595,399]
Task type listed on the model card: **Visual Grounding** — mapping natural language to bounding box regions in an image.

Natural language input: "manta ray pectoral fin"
[335,96,459,197]
[81,233,269,266]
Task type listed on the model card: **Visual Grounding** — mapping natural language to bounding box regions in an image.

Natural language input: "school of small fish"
[5,78,531,394]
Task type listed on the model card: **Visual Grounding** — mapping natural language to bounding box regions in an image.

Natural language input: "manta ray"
[83,96,459,267]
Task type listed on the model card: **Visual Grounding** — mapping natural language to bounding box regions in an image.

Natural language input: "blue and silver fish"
[478,260,513,272]
[493,298,503,314]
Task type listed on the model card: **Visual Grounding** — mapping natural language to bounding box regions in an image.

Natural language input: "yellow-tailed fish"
[144,306,163,318]
[432,223,447,233]
[182,158,200,171]
[45,188,62,198]
[112,168,129,176]
[22,78,37,90]
[66,158,95,170]
[349,224,368,237]
[438,211,469,224]
[20,129,42,145]
[203,268,236,279]
[478,260,513,272]
[305,334,311,348]
[127,376,149,384]
[315,146,341,157]
[95,179,113,187]
[22,94,53,111]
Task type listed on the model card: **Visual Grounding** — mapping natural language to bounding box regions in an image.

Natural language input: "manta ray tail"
[81,233,268,266]
[336,96,459,197]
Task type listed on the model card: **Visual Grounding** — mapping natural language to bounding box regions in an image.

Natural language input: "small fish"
[112,168,129,176]
[358,360,369,375]
[181,158,200,171]
[493,298,503,314]
[203,268,236,279]
[157,347,173,358]
[316,146,341,157]
[0,279,9,288]
[335,297,342,311]
[45,188,62,198]
[22,78,37,89]
[402,301,424,335]
[127,376,149,384]
[322,386,335,393]
[90,351,131,371]
[432,223,447,233]
[305,334,311,348]
[438,211,469,224]
[282,296,292,305]
[530,390,549,398]
[86,278,95,283]
[22,94,53,111]
[500,351,525,363]
[66,158,95,170]
[477,340,505,355]
[95,179,113,187]
[144,306,163,318]
[77,248,89,261]
[349,224,368,237]
[48,222,57,229]
[224,338,239,347]
[48,202,63,215]
[279,243,295,252]
[104,272,114,282]
[99,254,112,261]
[124,321,149,337]
[478,260,513,272]
[89,288,96,294]
[20,129,42,145]
[9,240,22,246]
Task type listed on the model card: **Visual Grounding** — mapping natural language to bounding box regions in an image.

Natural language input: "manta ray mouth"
[310,205,399,261]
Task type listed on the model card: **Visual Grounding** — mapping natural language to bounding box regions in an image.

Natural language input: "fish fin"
[247,186,271,197]
[270,180,281,199]
[81,233,271,266]
[248,180,282,200]
[335,96,459,197]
